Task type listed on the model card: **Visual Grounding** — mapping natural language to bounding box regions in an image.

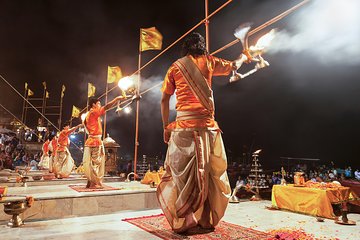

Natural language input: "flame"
[118,76,134,91]
[254,29,276,49]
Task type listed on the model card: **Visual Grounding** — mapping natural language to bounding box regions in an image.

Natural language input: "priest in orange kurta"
[38,139,50,169]
[48,135,58,173]
[157,32,250,233]
[53,124,82,178]
[83,95,127,188]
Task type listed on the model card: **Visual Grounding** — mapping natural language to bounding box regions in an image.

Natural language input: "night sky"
[1,0,359,169]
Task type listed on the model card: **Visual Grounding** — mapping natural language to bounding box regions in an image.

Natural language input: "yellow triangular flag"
[107,66,122,83]
[88,83,96,98]
[28,89,34,96]
[46,91,49,98]
[71,105,81,118]
[140,27,163,52]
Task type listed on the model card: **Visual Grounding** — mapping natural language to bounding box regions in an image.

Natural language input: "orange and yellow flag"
[107,66,122,84]
[28,89,34,96]
[71,105,81,118]
[140,27,162,52]
[88,83,96,98]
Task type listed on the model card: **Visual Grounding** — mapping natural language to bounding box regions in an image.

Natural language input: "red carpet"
[69,184,122,192]
[123,214,270,239]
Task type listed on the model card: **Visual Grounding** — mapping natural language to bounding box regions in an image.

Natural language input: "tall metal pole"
[103,82,109,139]
[205,0,210,52]
[42,83,46,116]
[21,83,27,123]
[84,96,89,145]
[133,30,142,177]
[24,94,28,126]
[59,90,64,129]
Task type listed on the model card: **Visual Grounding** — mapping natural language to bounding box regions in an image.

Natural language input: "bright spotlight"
[118,76,134,91]
[124,107,132,114]
[70,135,76,140]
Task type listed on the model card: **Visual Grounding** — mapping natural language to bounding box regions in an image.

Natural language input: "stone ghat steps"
[1,171,125,187]
[0,182,158,223]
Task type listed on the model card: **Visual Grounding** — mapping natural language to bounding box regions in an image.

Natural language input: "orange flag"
[107,66,122,83]
[140,27,163,52]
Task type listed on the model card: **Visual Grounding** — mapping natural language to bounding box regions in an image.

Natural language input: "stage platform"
[1,201,359,240]
[0,181,158,222]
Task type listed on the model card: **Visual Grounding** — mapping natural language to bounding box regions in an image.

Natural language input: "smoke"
[266,0,360,65]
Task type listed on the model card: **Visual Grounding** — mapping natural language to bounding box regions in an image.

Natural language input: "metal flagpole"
[21,83,27,123]
[24,93,29,126]
[205,0,210,52]
[133,29,142,177]
[103,82,109,139]
[42,83,46,116]
[84,94,89,145]
[59,87,64,129]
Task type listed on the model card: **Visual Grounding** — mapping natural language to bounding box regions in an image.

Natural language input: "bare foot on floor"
[174,213,198,233]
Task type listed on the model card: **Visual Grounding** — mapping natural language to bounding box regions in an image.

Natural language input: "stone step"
[0,182,158,223]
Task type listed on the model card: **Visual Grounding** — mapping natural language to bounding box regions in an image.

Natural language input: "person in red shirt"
[53,123,82,178]
[83,95,127,188]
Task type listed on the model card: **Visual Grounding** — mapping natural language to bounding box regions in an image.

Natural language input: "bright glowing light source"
[70,134,76,140]
[118,76,134,91]
[124,107,132,114]
[81,113,87,122]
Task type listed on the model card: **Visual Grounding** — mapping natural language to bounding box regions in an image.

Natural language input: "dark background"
[1,0,359,169]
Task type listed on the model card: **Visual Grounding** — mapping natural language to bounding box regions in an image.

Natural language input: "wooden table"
[271,184,351,219]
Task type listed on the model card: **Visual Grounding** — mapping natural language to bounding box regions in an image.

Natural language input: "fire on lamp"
[116,76,138,114]
[230,28,275,83]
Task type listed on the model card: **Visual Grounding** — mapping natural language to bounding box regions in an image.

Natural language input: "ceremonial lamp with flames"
[230,23,275,82]
[116,76,139,115]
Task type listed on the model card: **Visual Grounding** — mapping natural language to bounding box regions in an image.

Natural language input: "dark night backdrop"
[1,0,359,169]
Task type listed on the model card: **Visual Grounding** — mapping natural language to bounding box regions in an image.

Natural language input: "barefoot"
[174,213,198,233]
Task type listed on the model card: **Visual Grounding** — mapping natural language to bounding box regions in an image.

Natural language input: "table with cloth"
[140,169,165,185]
[271,184,351,219]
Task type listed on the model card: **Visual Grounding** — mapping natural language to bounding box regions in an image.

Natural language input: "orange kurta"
[57,130,70,152]
[50,137,57,156]
[161,55,233,129]
[42,140,50,155]
[84,107,105,147]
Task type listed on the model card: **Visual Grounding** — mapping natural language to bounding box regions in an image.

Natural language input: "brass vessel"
[4,201,27,227]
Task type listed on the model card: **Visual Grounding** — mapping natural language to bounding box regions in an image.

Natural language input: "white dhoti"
[38,155,50,169]
[53,148,74,178]
[82,145,105,187]
[156,128,231,231]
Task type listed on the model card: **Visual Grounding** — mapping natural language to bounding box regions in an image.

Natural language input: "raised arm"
[104,96,127,111]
